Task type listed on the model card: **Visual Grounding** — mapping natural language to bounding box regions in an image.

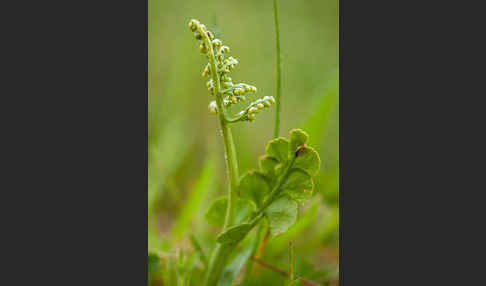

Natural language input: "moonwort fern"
[187,19,320,286]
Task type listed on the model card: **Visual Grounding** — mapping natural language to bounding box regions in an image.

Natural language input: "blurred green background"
[149,0,338,284]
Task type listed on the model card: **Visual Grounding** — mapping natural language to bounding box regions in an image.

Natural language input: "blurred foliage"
[149,0,338,284]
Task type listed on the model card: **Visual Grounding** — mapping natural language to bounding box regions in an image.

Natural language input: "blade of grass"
[303,74,338,147]
[246,1,284,278]
[148,117,194,214]
[217,242,254,286]
[171,155,215,239]
[273,0,282,139]
[162,253,178,286]
[190,234,208,267]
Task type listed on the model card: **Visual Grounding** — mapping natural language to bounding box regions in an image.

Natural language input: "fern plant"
[187,19,321,286]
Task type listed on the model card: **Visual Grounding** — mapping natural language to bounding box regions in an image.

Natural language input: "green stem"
[199,25,240,286]
[273,0,282,138]
[245,3,282,280]
[254,156,297,218]
[219,122,239,229]
[250,1,282,270]
[289,242,294,284]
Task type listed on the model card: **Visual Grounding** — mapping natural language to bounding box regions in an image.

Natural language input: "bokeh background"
[149,0,338,284]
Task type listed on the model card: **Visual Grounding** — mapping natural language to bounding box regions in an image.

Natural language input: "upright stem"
[197,24,239,231]
[220,122,239,228]
[273,0,282,139]
[199,25,240,286]
[246,3,282,278]
[289,242,294,284]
